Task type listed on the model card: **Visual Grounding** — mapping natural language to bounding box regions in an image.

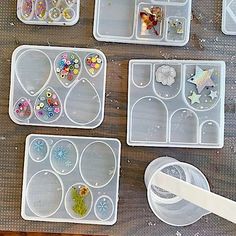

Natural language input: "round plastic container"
[145,156,210,226]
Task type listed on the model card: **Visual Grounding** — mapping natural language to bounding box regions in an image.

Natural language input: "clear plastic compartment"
[9,45,107,129]
[222,0,236,35]
[127,60,225,148]
[17,0,80,26]
[93,0,192,46]
[21,134,121,225]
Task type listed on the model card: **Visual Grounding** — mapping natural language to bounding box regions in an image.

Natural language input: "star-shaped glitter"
[187,66,215,93]
[188,91,201,104]
[209,90,218,100]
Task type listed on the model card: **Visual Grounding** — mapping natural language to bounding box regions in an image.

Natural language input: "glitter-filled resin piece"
[222,0,236,35]
[93,0,192,46]
[22,134,121,225]
[127,60,225,148]
[9,45,107,129]
[17,0,80,26]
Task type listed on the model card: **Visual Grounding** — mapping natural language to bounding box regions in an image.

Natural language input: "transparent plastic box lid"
[9,45,107,129]
[127,60,225,148]
[21,134,121,225]
[93,0,192,46]
[17,0,80,26]
[222,0,236,35]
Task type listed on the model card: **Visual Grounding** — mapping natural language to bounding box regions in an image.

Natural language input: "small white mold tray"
[222,0,236,35]
[22,134,121,225]
[9,45,107,129]
[127,60,225,148]
[17,0,80,26]
[93,0,192,46]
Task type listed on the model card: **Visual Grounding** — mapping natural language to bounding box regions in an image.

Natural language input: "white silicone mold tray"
[22,134,121,225]
[222,0,236,35]
[17,0,80,26]
[127,60,225,148]
[9,45,107,129]
[93,0,192,46]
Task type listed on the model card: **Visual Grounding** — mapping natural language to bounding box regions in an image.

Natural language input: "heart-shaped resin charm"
[85,53,103,77]
[34,87,62,123]
[14,97,32,121]
[55,52,81,87]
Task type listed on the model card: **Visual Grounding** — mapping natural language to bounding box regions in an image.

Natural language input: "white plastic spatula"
[153,171,236,224]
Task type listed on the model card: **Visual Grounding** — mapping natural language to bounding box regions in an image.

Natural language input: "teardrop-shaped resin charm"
[15,49,52,96]
[21,0,34,20]
[55,52,81,87]
[85,53,103,77]
[34,87,62,123]
[14,97,32,121]
[65,79,101,125]
[35,0,48,20]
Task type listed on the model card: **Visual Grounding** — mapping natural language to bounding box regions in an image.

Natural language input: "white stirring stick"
[152,171,236,224]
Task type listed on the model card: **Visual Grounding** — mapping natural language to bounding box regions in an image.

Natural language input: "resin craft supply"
[85,54,103,76]
[127,60,225,148]
[22,134,121,225]
[145,157,236,226]
[187,66,215,94]
[9,45,107,129]
[55,52,81,85]
[155,65,176,86]
[17,0,80,26]
[93,0,192,46]
[222,0,236,35]
[140,6,163,36]
[71,185,91,217]
[14,98,32,120]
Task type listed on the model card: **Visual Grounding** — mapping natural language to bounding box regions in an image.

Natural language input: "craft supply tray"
[17,0,80,26]
[9,45,106,129]
[93,0,192,46]
[127,60,225,148]
[21,134,121,225]
[222,0,236,35]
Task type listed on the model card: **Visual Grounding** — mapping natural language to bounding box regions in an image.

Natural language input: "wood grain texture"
[0,0,236,235]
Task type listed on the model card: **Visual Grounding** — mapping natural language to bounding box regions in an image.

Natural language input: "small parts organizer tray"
[17,0,80,26]
[222,0,236,35]
[93,0,192,46]
[22,134,121,225]
[9,45,106,129]
[127,60,225,148]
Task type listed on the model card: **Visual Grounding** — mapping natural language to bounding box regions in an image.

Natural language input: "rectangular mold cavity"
[17,0,80,26]
[136,3,166,41]
[21,134,121,225]
[9,45,107,129]
[94,0,136,39]
[93,0,192,46]
[127,60,225,148]
[222,0,236,35]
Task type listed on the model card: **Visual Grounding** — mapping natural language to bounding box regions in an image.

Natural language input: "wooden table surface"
[1,0,236,235]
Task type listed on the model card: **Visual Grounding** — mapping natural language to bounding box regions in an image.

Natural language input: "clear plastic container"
[222,0,236,35]
[21,134,121,225]
[144,156,210,226]
[127,60,225,148]
[93,0,192,46]
[17,0,80,26]
[9,45,107,129]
